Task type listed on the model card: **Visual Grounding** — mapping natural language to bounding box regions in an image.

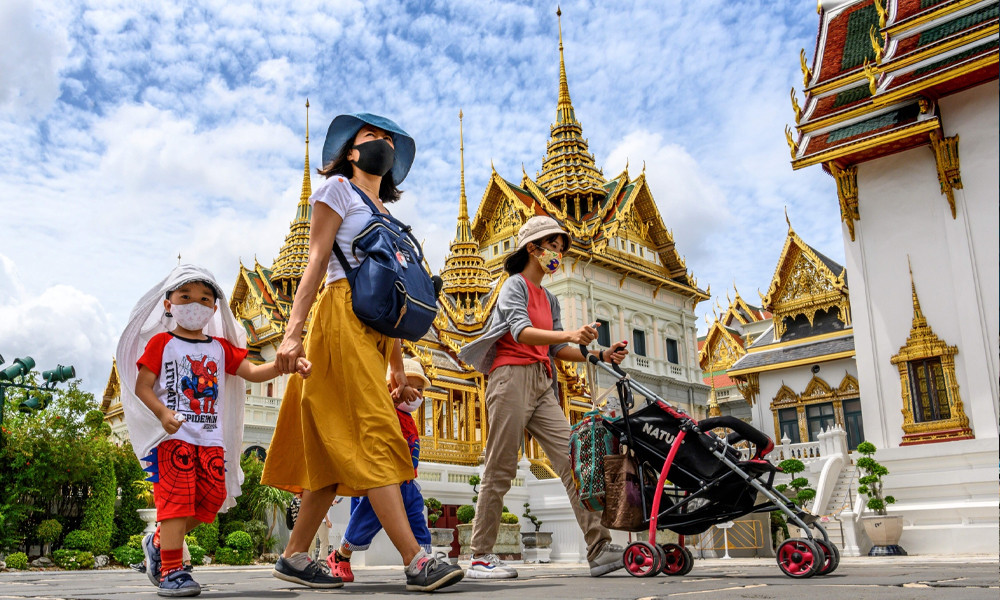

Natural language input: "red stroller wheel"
[624,542,662,577]
[659,543,693,576]
[813,538,840,575]
[776,538,825,578]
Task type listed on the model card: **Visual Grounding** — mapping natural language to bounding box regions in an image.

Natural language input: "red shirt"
[491,275,553,377]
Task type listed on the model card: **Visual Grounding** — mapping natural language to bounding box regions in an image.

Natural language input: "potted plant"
[773,458,815,540]
[855,441,906,556]
[133,479,158,534]
[455,504,475,556]
[495,509,521,559]
[424,497,454,553]
[520,502,552,563]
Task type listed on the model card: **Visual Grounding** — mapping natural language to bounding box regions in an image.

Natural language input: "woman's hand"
[275,334,305,374]
[564,322,599,345]
[606,341,629,365]
[389,368,420,405]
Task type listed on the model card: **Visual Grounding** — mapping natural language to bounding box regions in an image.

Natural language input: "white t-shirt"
[137,332,247,448]
[311,175,379,284]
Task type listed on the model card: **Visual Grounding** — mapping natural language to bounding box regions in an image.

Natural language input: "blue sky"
[0,0,840,394]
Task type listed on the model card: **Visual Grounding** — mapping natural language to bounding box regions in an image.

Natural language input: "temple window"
[805,402,835,441]
[665,338,679,364]
[632,329,647,356]
[596,319,611,347]
[906,357,951,422]
[778,408,800,443]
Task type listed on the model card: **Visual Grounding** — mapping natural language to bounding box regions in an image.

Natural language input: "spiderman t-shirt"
[137,331,247,448]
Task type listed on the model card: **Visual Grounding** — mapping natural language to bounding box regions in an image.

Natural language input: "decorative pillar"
[830,163,859,241]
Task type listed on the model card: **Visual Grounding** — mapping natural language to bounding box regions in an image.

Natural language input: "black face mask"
[351,139,395,177]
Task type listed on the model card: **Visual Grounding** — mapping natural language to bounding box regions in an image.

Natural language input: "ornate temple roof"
[758,219,850,342]
[789,0,998,170]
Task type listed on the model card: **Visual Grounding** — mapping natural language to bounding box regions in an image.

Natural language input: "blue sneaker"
[272,554,344,589]
[142,533,161,587]
[157,569,201,597]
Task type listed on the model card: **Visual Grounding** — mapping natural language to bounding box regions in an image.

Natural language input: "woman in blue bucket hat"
[262,113,463,592]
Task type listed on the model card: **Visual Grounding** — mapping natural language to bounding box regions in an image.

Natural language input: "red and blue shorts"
[152,439,227,523]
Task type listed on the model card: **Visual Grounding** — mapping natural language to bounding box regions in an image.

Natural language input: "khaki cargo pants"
[470,362,611,561]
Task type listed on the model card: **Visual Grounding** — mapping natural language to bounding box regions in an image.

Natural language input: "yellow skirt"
[260,280,414,496]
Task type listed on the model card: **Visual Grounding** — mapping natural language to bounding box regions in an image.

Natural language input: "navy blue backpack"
[332,183,439,342]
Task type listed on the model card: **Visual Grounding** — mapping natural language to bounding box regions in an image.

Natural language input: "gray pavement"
[1,555,997,600]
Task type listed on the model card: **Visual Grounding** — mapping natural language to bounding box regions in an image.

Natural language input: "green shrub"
[184,535,198,547]
[111,444,147,548]
[425,497,443,526]
[63,529,95,552]
[187,544,206,566]
[52,549,95,570]
[111,545,144,566]
[456,504,475,525]
[225,530,253,551]
[855,441,896,515]
[128,534,145,549]
[81,459,116,554]
[244,520,267,552]
[6,551,28,570]
[500,512,519,524]
[221,520,246,538]
[776,459,815,507]
[214,546,253,565]
[191,520,219,554]
[37,519,63,545]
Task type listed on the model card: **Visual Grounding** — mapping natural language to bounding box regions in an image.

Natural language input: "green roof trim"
[833,84,872,108]
[921,0,949,8]
[918,5,998,46]
[914,39,999,75]
[841,4,880,71]
[826,103,920,144]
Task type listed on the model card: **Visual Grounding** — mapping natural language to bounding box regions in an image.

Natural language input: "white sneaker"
[465,553,518,579]
[588,543,625,577]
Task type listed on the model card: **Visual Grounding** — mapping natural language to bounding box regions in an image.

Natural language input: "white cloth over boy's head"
[115,264,248,512]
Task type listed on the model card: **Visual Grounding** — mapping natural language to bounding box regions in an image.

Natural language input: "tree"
[855,441,896,516]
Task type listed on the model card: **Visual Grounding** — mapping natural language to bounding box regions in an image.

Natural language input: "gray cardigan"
[458,274,569,393]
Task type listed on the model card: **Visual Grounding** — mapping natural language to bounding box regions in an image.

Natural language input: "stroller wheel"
[624,542,662,577]
[659,543,693,576]
[813,539,840,575]
[776,538,825,578]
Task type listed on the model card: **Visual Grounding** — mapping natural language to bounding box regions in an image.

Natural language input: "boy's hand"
[565,322,599,345]
[294,357,312,379]
[158,411,184,435]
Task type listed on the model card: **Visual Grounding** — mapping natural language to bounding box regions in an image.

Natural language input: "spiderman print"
[151,439,227,522]
[181,355,219,415]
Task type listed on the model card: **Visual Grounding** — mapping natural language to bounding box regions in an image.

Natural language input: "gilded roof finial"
[907,257,926,327]
[458,109,467,222]
[784,206,791,230]
[177,253,181,265]
[556,5,573,123]
[272,99,314,283]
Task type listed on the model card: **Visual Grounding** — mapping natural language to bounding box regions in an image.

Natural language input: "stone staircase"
[816,464,857,552]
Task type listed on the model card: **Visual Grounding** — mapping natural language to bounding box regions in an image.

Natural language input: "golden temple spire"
[441,109,492,303]
[556,6,574,125]
[536,6,606,219]
[908,258,926,328]
[271,99,313,292]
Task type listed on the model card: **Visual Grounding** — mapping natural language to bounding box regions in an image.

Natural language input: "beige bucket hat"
[386,357,431,388]
[514,215,571,253]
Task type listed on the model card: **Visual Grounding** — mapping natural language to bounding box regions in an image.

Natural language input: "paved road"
[1,556,996,599]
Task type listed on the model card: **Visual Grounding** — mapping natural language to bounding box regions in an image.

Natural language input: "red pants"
[153,439,226,523]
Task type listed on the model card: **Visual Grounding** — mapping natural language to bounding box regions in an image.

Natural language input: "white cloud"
[0,255,117,393]
[0,0,70,116]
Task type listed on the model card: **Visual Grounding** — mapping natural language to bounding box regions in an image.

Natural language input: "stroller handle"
[579,343,628,377]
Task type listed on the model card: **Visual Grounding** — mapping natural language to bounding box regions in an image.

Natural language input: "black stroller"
[581,347,839,578]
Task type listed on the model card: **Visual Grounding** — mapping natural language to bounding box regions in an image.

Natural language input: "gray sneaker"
[465,553,518,579]
[589,542,625,577]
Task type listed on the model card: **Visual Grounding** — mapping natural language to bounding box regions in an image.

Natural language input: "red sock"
[153,526,161,548]
[161,548,183,579]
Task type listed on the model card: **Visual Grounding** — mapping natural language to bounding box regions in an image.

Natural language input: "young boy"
[117,265,310,597]
[326,358,432,582]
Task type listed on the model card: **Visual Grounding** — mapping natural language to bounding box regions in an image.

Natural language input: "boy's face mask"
[169,302,215,331]
[534,247,562,274]
[352,139,395,177]
[398,395,423,414]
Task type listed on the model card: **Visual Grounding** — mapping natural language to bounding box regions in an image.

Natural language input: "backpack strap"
[329,181,384,274]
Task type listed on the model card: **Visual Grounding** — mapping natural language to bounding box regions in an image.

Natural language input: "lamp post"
[0,354,76,448]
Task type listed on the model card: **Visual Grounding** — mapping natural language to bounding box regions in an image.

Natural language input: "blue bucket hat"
[321,112,416,186]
